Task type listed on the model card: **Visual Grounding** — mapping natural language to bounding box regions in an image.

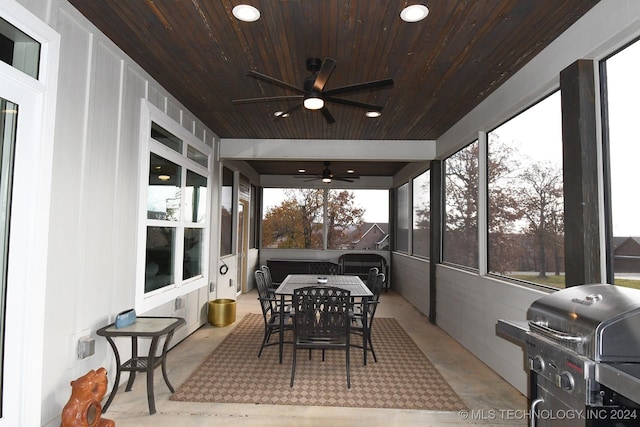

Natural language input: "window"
[394,183,409,253]
[412,170,430,257]
[487,93,565,288]
[262,188,324,249]
[443,141,478,269]
[0,17,40,79]
[139,102,210,308]
[220,167,234,255]
[327,189,389,250]
[603,39,640,289]
[261,188,389,250]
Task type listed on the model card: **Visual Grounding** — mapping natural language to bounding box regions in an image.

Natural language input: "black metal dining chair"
[255,269,292,357]
[351,272,385,364]
[290,286,352,388]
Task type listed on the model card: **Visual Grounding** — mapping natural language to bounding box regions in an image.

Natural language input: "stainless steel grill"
[498,284,640,426]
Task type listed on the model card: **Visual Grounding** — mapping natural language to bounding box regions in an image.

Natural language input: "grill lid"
[527,284,640,361]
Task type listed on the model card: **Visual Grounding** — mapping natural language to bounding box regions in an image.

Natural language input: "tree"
[262,189,364,249]
[517,161,564,278]
[326,190,364,249]
[444,142,480,268]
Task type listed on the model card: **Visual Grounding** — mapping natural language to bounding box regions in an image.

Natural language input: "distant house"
[352,223,389,250]
[612,237,640,273]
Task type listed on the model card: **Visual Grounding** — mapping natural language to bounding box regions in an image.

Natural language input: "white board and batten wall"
[10,1,221,425]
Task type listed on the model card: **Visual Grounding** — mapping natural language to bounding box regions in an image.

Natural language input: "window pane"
[395,183,409,253]
[145,227,175,292]
[412,170,430,257]
[151,122,182,153]
[187,145,208,167]
[184,228,203,280]
[326,189,389,250]
[444,141,478,269]
[0,18,40,79]
[220,167,234,256]
[0,97,18,410]
[262,188,324,249]
[185,170,206,223]
[605,39,640,289]
[147,153,181,220]
[488,93,565,288]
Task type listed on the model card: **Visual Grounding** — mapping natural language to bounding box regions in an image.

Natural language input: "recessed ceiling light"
[400,4,429,23]
[274,111,290,118]
[298,169,306,173]
[232,4,260,22]
[347,169,355,174]
[158,174,171,181]
[366,111,382,118]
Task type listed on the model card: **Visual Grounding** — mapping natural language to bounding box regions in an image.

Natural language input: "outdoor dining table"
[274,274,374,364]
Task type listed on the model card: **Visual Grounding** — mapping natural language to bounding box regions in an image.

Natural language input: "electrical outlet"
[77,336,95,359]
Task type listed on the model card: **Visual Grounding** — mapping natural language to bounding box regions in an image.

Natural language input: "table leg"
[161,331,176,392]
[101,336,121,413]
[363,298,369,366]
[278,294,285,364]
[146,336,160,415]
[125,336,137,391]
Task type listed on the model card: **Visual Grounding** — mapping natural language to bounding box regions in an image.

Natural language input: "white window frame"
[136,100,211,312]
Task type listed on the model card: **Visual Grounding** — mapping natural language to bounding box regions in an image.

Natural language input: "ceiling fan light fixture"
[322,177,332,183]
[303,94,324,110]
[232,4,260,22]
[366,110,382,118]
[400,4,429,22]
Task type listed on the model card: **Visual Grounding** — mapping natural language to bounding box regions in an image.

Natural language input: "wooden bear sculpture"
[61,367,115,427]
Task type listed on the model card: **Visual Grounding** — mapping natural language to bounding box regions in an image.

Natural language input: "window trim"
[136,100,211,312]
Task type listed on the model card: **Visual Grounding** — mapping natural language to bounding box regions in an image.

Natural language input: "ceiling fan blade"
[246,70,305,94]
[313,58,336,92]
[232,95,303,104]
[323,78,394,97]
[320,106,336,124]
[332,177,355,183]
[326,96,384,111]
[274,103,302,120]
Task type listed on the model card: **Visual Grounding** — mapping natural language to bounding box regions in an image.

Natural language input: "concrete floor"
[102,290,527,426]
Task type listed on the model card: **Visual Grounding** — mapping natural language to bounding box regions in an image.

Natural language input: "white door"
[0,3,59,425]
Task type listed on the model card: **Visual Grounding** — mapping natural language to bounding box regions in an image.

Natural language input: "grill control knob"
[556,372,574,391]
[530,356,545,373]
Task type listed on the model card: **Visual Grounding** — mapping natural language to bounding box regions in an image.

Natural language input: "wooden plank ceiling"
[68,0,600,176]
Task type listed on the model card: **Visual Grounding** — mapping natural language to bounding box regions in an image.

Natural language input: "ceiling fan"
[295,162,361,183]
[232,58,393,124]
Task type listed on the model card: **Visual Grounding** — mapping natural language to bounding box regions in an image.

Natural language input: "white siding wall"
[15,1,220,425]
[390,252,429,314]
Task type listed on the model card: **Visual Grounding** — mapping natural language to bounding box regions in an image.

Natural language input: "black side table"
[97,316,185,415]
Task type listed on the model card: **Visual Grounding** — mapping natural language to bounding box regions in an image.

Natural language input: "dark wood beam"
[560,59,602,286]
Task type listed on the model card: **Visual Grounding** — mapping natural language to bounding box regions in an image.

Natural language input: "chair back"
[308,262,339,276]
[261,265,274,288]
[365,267,378,289]
[255,270,274,316]
[365,273,385,319]
[292,286,350,342]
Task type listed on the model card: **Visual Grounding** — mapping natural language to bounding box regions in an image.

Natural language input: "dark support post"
[429,160,443,323]
[560,59,601,286]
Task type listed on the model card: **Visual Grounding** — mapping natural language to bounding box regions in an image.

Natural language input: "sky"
[261,39,640,236]
[605,39,640,237]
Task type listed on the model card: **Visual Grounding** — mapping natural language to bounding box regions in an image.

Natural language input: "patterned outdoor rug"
[171,313,467,410]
